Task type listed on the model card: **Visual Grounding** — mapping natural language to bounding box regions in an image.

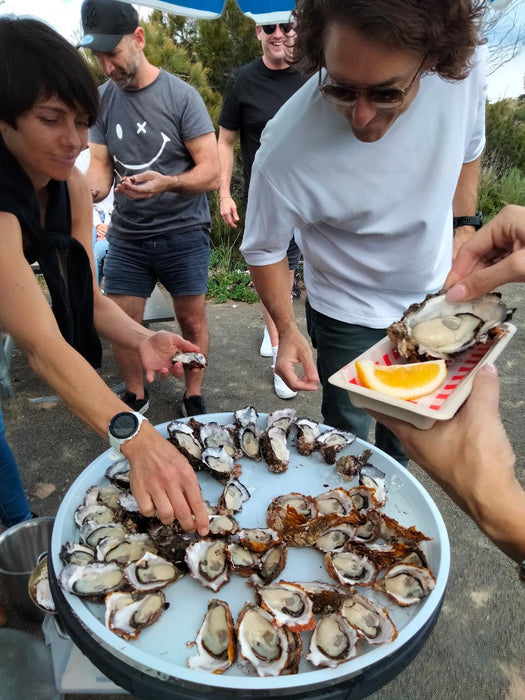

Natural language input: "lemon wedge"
[355,359,447,400]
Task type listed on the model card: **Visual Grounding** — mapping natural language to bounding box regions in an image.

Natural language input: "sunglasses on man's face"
[261,23,295,35]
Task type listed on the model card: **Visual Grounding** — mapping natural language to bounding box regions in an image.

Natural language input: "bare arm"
[85,142,114,203]
[452,155,482,258]
[249,261,319,392]
[115,131,220,200]
[217,126,240,228]
[370,365,525,563]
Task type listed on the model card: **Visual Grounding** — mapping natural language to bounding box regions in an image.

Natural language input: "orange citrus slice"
[355,359,447,400]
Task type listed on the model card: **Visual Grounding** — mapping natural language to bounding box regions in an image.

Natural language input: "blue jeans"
[0,404,32,527]
[305,300,408,465]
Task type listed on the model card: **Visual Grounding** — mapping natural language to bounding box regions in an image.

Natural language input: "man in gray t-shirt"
[80,0,219,418]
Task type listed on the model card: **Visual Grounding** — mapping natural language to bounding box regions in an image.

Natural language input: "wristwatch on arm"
[108,411,148,458]
[453,212,483,231]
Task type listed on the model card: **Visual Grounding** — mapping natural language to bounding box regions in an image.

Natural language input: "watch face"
[110,412,139,439]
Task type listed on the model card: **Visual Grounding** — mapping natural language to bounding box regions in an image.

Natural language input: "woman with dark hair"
[0,17,209,536]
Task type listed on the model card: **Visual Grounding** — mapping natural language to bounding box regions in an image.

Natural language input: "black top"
[0,136,102,368]
[219,58,307,197]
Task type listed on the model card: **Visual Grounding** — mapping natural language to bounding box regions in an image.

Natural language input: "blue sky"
[0,0,524,99]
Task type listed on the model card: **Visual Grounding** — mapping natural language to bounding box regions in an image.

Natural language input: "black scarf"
[0,136,102,368]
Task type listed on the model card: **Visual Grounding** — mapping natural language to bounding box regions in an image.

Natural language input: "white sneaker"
[273,373,297,400]
[259,327,273,357]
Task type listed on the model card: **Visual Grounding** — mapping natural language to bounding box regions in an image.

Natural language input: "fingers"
[446,252,525,302]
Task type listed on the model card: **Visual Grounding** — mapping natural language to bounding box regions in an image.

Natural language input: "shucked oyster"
[187,599,236,673]
[387,291,513,363]
[171,351,208,369]
[105,590,167,640]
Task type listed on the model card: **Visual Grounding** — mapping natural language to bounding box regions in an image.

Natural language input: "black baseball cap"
[78,0,139,52]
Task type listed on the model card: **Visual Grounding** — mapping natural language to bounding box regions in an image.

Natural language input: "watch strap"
[108,411,148,459]
[453,213,483,230]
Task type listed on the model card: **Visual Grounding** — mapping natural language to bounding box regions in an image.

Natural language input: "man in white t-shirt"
[240,0,487,463]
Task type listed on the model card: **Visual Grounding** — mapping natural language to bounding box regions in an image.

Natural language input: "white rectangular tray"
[329,323,516,429]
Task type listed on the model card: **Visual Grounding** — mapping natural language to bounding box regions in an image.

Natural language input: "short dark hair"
[292,0,486,81]
[0,17,99,128]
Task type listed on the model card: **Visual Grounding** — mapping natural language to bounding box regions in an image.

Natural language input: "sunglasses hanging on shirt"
[261,23,295,35]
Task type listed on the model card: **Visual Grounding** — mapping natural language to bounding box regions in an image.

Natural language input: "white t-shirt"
[241,49,486,328]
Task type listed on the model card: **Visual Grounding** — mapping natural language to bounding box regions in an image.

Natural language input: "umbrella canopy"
[126,0,295,23]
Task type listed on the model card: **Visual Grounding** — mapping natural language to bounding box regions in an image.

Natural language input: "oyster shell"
[236,603,295,677]
[217,478,250,512]
[336,448,373,480]
[267,408,296,434]
[315,488,354,516]
[59,542,96,567]
[201,446,241,484]
[374,562,436,606]
[171,351,208,369]
[387,291,513,362]
[226,543,260,577]
[58,562,124,599]
[253,543,288,585]
[260,426,290,474]
[294,417,321,456]
[359,464,386,506]
[83,483,123,510]
[187,599,236,673]
[105,457,131,488]
[207,512,239,537]
[234,405,259,427]
[105,590,167,640]
[298,581,348,615]
[185,539,230,592]
[74,503,115,529]
[167,420,203,469]
[307,613,358,668]
[238,527,281,553]
[95,533,157,566]
[237,424,261,461]
[255,581,315,632]
[316,429,356,464]
[79,521,127,548]
[325,549,379,586]
[124,551,183,592]
[200,422,240,458]
[339,591,398,645]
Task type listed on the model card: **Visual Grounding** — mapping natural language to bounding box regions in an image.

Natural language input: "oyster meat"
[374,562,436,606]
[218,478,250,512]
[387,291,513,362]
[185,539,230,592]
[339,591,398,644]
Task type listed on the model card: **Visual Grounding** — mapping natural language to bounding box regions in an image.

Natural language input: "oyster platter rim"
[328,323,517,429]
[50,413,450,691]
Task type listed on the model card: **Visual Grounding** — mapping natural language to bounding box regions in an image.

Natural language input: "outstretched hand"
[138,330,203,382]
[123,421,209,534]
[446,205,525,301]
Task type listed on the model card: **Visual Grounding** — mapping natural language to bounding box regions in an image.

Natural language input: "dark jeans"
[0,404,32,527]
[306,300,408,466]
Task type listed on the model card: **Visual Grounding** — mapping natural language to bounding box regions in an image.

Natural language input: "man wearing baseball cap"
[80,0,220,418]
[78,0,139,52]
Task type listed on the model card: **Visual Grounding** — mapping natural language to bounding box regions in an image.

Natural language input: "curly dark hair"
[0,17,99,129]
[292,0,487,80]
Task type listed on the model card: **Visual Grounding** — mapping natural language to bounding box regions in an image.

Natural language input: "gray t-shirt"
[90,69,214,239]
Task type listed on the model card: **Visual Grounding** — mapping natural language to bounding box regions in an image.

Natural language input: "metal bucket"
[0,517,55,619]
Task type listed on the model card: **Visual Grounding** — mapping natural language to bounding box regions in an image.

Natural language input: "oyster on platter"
[105,590,168,640]
[387,291,513,363]
[187,599,236,673]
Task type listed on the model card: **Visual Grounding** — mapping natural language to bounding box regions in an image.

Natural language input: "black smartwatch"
[108,411,148,455]
[453,212,483,230]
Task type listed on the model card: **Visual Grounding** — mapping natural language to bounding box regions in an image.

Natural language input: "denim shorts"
[103,229,210,298]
